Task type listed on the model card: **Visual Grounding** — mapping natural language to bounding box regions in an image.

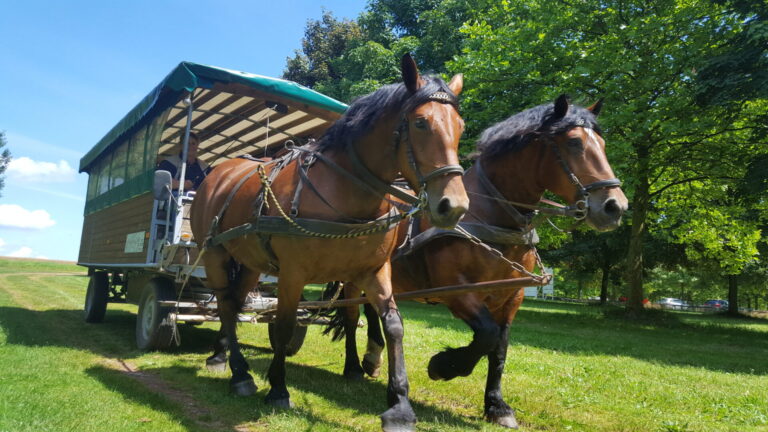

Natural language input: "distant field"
[1,258,767,431]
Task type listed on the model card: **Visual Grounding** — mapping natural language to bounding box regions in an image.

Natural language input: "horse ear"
[447,73,463,95]
[587,98,604,117]
[553,94,570,119]
[401,53,421,93]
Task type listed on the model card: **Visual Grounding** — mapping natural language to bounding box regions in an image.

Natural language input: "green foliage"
[0,131,11,198]
[281,0,767,305]
[450,0,766,307]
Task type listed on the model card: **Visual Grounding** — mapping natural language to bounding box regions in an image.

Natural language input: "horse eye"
[413,118,428,130]
[567,138,583,148]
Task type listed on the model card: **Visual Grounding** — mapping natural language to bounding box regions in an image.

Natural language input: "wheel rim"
[141,293,156,339]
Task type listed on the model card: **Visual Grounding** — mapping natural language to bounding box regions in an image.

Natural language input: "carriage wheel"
[136,279,179,351]
[268,322,308,357]
[84,271,109,323]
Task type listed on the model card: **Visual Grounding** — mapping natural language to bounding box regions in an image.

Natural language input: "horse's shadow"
[86,360,480,432]
[0,305,480,430]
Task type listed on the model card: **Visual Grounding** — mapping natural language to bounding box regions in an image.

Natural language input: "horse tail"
[320,281,347,342]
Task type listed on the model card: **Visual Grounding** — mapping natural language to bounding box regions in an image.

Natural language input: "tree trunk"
[626,148,651,315]
[599,260,610,305]
[727,274,739,315]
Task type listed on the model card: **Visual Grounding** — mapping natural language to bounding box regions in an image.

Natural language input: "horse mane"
[316,76,458,152]
[476,100,602,161]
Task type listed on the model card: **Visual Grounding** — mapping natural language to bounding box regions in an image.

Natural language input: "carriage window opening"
[110,141,128,188]
[127,127,146,179]
[145,110,168,171]
[86,160,102,200]
[97,154,111,195]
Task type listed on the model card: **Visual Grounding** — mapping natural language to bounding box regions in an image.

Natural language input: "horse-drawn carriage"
[78,57,627,431]
[78,61,347,350]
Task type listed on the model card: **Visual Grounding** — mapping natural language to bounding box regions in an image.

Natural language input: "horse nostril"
[437,197,452,216]
[604,198,622,217]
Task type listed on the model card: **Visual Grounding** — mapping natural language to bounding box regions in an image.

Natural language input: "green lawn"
[0,258,766,431]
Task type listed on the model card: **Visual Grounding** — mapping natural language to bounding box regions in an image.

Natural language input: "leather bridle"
[474,125,621,224]
[346,90,465,209]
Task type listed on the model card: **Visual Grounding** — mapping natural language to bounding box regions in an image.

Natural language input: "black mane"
[476,101,601,161]
[316,76,458,152]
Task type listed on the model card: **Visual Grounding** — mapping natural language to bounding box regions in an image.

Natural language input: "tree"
[0,131,11,198]
[450,0,766,316]
[283,10,363,97]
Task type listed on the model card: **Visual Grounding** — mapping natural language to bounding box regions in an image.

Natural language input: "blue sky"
[0,1,365,261]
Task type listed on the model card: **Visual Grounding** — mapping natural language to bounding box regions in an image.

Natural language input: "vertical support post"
[178,93,194,198]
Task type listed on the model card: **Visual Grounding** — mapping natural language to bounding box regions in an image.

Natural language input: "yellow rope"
[257,164,406,239]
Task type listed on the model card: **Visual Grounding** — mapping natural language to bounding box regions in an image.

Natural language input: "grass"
[0,258,767,431]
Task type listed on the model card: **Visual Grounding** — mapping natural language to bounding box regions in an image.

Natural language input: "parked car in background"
[657,298,690,310]
[703,299,729,310]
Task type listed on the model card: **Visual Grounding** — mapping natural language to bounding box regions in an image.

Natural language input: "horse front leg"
[428,303,499,381]
[204,250,257,395]
[357,263,416,432]
[484,322,517,428]
[264,271,303,409]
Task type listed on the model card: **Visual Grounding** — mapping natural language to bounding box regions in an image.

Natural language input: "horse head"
[396,54,469,228]
[538,94,628,231]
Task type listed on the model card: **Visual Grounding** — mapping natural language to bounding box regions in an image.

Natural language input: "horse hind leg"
[361,301,385,378]
[205,325,228,372]
[428,304,499,381]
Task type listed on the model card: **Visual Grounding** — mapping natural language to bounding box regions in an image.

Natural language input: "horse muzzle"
[424,174,469,229]
[585,190,628,232]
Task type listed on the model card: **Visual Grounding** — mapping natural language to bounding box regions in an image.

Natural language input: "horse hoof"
[265,395,294,409]
[487,413,519,429]
[381,405,416,432]
[205,359,227,373]
[362,358,381,378]
[486,406,519,429]
[230,378,257,397]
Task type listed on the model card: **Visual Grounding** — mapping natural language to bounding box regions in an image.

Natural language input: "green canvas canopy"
[79,61,347,173]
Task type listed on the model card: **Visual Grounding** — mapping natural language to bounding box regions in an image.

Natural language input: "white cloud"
[7,157,77,183]
[8,247,33,258]
[0,204,56,229]
[0,238,5,250]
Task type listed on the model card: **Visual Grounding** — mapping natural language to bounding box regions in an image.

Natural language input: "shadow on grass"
[393,299,768,375]
[86,362,479,432]
[0,306,258,359]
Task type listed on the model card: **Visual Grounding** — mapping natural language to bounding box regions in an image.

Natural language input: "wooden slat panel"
[78,193,155,265]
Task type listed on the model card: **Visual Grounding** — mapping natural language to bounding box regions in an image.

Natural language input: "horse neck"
[314,118,400,218]
[465,145,547,227]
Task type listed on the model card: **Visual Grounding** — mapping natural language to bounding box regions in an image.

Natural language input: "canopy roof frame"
[79,61,347,173]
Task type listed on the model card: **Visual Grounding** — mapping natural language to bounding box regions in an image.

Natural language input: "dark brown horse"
[325,95,628,428]
[189,55,468,431]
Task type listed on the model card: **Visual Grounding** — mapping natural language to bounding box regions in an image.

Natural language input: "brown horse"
[325,95,628,428]
[189,55,468,431]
